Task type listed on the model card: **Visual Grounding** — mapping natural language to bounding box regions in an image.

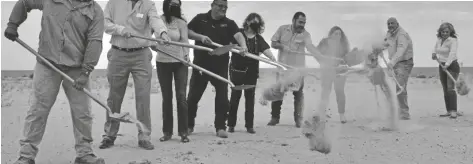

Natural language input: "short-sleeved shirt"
[187,10,239,70]
[230,29,270,77]
[271,24,313,68]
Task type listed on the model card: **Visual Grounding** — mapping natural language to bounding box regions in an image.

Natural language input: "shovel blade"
[232,85,255,90]
[210,44,237,55]
[109,112,134,123]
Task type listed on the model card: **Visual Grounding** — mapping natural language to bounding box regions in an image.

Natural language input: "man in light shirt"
[268,12,323,128]
[384,17,414,120]
[99,0,171,150]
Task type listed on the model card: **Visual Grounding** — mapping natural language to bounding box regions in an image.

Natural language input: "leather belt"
[112,45,148,52]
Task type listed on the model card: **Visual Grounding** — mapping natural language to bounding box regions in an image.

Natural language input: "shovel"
[151,46,255,90]
[14,38,149,133]
[131,34,236,56]
[435,59,470,96]
[210,42,288,70]
[379,55,405,95]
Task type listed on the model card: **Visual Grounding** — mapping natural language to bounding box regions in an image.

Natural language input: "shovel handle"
[131,34,215,53]
[210,42,288,70]
[152,46,236,88]
[435,59,458,83]
[15,38,113,114]
[379,55,404,89]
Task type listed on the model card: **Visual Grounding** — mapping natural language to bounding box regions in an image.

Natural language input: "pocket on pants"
[229,64,248,85]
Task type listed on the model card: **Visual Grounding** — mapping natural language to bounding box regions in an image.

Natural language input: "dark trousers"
[187,67,229,131]
[228,67,258,128]
[271,73,304,121]
[439,60,460,112]
[156,62,189,136]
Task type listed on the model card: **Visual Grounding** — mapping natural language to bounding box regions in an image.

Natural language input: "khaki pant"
[19,61,94,159]
[103,48,153,141]
[392,59,414,118]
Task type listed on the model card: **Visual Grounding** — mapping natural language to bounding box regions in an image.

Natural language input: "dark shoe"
[295,119,301,128]
[340,114,347,124]
[138,140,154,150]
[246,128,256,134]
[159,134,172,142]
[450,112,458,119]
[267,118,279,126]
[216,129,228,138]
[98,138,114,149]
[228,127,235,133]
[400,115,410,120]
[180,135,190,143]
[74,154,105,164]
[13,157,35,164]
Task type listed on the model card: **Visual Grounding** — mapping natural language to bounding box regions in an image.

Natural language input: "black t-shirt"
[188,11,239,69]
[231,29,270,67]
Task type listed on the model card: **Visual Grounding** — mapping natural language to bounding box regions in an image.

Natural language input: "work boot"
[138,140,154,150]
[267,118,279,126]
[13,157,35,164]
[228,127,235,133]
[216,129,228,138]
[98,137,115,149]
[74,154,105,164]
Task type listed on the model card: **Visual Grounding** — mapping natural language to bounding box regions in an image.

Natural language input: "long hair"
[163,0,183,24]
[327,26,350,56]
[437,22,457,39]
[242,13,265,34]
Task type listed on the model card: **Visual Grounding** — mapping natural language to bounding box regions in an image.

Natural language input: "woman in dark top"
[228,13,276,134]
[317,26,351,124]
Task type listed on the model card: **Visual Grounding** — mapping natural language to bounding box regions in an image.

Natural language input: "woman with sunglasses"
[431,22,460,119]
[153,0,190,142]
[227,13,276,134]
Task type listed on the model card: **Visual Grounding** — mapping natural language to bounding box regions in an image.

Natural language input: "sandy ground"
[2,71,473,164]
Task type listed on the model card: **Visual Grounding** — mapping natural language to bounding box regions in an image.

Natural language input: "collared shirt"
[433,37,458,65]
[187,10,239,69]
[385,26,414,63]
[104,0,167,48]
[7,0,104,68]
[271,24,313,68]
[156,15,188,63]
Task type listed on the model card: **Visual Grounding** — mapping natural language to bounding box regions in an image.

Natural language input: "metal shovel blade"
[232,85,256,90]
[210,44,237,56]
[109,112,133,123]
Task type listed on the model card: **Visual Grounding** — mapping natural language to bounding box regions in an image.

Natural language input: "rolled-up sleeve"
[104,1,125,36]
[7,0,43,29]
[82,6,105,72]
[446,38,458,66]
[148,2,167,38]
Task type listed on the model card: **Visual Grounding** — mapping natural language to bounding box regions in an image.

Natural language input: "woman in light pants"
[432,22,460,119]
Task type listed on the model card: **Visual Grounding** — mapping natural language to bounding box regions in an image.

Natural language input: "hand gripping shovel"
[149,43,254,90]
[379,55,405,95]
[435,59,470,96]
[210,42,288,71]
[14,38,149,133]
[131,34,236,56]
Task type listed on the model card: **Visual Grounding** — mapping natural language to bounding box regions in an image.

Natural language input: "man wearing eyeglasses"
[186,0,248,138]
[384,17,414,120]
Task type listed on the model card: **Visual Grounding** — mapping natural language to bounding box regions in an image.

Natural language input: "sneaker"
[98,138,114,149]
[267,118,279,126]
[159,134,172,142]
[74,154,105,164]
[228,127,235,133]
[216,129,228,138]
[450,112,458,119]
[138,140,154,150]
[246,128,256,134]
[13,157,35,164]
[180,135,190,143]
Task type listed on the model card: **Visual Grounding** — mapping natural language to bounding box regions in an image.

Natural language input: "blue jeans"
[270,72,304,121]
[156,62,189,136]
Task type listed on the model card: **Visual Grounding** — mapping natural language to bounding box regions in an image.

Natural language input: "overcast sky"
[2,0,473,70]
